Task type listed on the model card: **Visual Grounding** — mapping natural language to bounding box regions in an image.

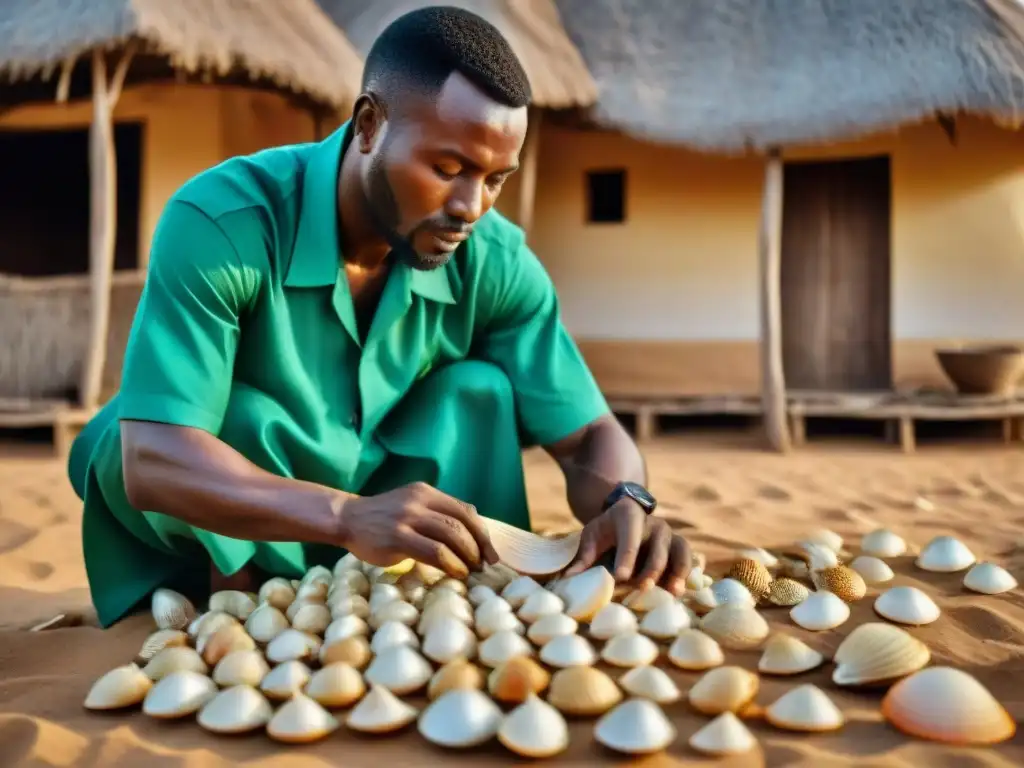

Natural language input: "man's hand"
[336,482,500,580]
[561,498,691,595]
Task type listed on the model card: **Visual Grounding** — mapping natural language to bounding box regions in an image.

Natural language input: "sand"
[1,434,1022,766]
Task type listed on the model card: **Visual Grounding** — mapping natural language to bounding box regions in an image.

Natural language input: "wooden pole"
[517,108,541,240]
[80,47,134,411]
[759,147,791,452]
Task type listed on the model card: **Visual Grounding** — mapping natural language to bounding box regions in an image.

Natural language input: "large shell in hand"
[688,712,757,756]
[667,629,725,671]
[758,634,825,676]
[790,591,851,631]
[418,688,504,748]
[561,566,615,622]
[963,562,1018,595]
[765,684,844,732]
[267,692,339,744]
[874,586,941,626]
[84,663,153,710]
[594,698,677,755]
[915,536,976,573]
[152,588,196,631]
[832,622,930,687]
[364,644,433,695]
[346,683,418,733]
[700,604,769,650]
[142,670,217,719]
[497,693,569,758]
[546,666,623,716]
[482,517,581,575]
[197,685,272,734]
[688,666,759,716]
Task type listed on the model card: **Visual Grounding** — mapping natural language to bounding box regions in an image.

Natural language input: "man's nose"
[446,179,485,224]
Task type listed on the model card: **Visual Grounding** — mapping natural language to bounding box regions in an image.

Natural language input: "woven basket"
[934,345,1024,396]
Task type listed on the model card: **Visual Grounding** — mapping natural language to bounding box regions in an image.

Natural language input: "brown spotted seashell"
[767,578,810,607]
[727,558,772,599]
[811,566,867,602]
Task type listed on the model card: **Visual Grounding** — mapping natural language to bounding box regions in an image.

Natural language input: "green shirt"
[114,120,609,492]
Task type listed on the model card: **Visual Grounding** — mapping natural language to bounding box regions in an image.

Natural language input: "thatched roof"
[318,0,597,109]
[0,0,364,110]
[554,0,1024,151]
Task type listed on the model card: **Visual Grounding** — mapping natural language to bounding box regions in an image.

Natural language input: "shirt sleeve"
[475,237,610,446]
[117,200,258,435]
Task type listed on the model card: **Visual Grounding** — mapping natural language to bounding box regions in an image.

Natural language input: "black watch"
[602,481,657,515]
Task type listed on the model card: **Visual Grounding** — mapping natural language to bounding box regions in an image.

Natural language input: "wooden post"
[517,108,541,240]
[759,147,791,452]
[80,47,134,411]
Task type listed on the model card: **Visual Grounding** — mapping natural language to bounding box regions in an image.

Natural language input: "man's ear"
[353,93,386,154]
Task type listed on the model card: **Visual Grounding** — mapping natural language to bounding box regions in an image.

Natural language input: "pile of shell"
[84,528,1017,757]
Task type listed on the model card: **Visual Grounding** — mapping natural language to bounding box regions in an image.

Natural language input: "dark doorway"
[0,122,143,276]
[781,155,892,391]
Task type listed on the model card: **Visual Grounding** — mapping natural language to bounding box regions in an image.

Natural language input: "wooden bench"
[0,398,97,457]
[607,395,763,441]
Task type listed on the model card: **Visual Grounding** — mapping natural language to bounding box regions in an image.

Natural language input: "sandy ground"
[0,432,1022,767]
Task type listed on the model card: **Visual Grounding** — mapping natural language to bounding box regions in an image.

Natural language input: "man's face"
[359,72,528,270]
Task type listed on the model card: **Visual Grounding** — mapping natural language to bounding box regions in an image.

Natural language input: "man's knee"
[428,360,514,407]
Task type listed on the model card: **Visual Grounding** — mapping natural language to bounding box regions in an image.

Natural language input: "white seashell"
[790,591,850,631]
[209,590,258,621]
[832,622,931,687]
[345,683,418,733]
[333,568,370,596]
[639,601,692,639]
[601,632,660,668]
[517,589,565,623]
[267,692,339,744]
[142,670,217,718]
[84,663,153,710]
[501,576,543,607]
[497,693,569,758]
[963,562,1018,595]
[667,629,725,671]
[759,634,825,675]
[197,685,273,734]
[421,616,477,664]
[700,604,770,650]
[709,579,755,607]
[478,629,534,667]
[688,666,759,716]
[474,596,513,626]
[526,612,578,645]
[151,588,196,631]
[588,603,638,640]
[594,698,677,755]
[874,586,941,626]
[419,688,504,748]
[333,552,362,575]
[142,646,208,681]
[434,577,468,596]
[189,610,237,641]
[418,599,474,635]
[804,528,844,553]
[302,565,333,586]
[244,603,289,643]
[265,628,321,664]
[329,592,370,620]
[765,684,844,732]
[688,711,757,756]
[801,542,840,571]
[861,528,907,558]
[690,586,719,613]
[413,562,447,586]
[212,649,269,688]
[561,566,615,621]
[623,586,675,613]
[260,660,312,701]
[259,578,297,611]
[475,608,525,639]
[369,599,418,629]
[294,580,329,605]
[368,583,403,613]
[618,666,682,704]
[370,620,419,653]
[468,584,497,606]
[915,535,976,573]
[737,547,779,568]
[136,630,188,664]
[324,614,369,644]
[881,667,1016,745]
[364,645,433,695]
[850,555,895,585]
[305,662,366,708]
[539,634,597,667]
[685,566,705,591]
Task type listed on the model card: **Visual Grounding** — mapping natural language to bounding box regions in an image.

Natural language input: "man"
[68,6,691,629]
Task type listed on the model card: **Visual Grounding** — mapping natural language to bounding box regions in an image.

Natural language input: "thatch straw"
[0,0,365,109]
[319,0,597,109]
[554,0,1024,151]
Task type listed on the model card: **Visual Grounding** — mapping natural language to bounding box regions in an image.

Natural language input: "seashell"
[369,599,418,630]
[758,634,825,676]
[916,535,976,573]
[688,666,760,715]
[778,555,810,581]
[266,628,320,664]
[324,614,369,644]
[212,649,269,688]
[412,562,447,586]
[320,635,371,669]
[482,517,582,575]
[267,691,339,743]
[689,586,719,615]
[667,629,725,671]
[790,590,851,631]
[143,646,208,681]
[418,601,474,636]
[639,601,692,639]
[474,595,513,625]
[428,657,485,700]
[198,623,256,666]
[287,602,329,635]
[517,589,565,623]
[208,590,258,621]
[197,684,273,734]
[501,575,543,607]
[527,612,578,645]
[244,603,289,643]
[832,622,930,687]
[874,586,941,626]
[368,583,403,613]
[329,592,370,620]
[765,684,844,732]
[302,565,333,586]
[594,698,677,755]
[136,629,189,664]
[700,604,770,650]
[728,558,773,599]
[881,667,1016,745]
[334,569,371,597]
[540,633,597,667]
[547,666,623,716]
[737,547,779,568]
[588,602,639,639]
[423,586,474,614]
[305,662,366,708]
[151,588,196,631]
[710,578,755,607]
[623,585,675,613]
[260,660,312,701]
[422,616,477,664]
[478,628,534,667]
[488,655,551,703]
[804,528,844,553]
[619,665,682,704]
[561,566,615,621]
[370,620,419,653]
[688,711,757,756]
[433,577,468,596]
[418,688,504,748]
[190,610,238,641]
[84,663,153,710]
[767,578,810,607]
[963,562,1018,595]
[685,566,706,591]
[861,528,907,558]
[295,581,329,606]
[850,555,895,585]
[468,584,497,606]
[334,552,362,575]
[142,670,218,718]
[800,542,840,571]
[811,566,866,602]
[475,608,525,639]
[364,644,433,695]
[497,693,570,758]
[468,561,519,591]
[601,631,659,668]
[346,683,419,733]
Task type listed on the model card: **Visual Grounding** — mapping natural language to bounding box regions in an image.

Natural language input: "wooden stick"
[517,108,541,240]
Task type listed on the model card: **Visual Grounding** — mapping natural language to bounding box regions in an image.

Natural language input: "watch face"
[624,482,654,507]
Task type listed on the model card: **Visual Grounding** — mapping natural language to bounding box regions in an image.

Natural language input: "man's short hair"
[361,5,532,110]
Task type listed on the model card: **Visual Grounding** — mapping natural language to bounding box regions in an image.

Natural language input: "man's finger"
[662,535,693,596]
[413,513,482,572]
[562,528,601,578]
[398,530,469,580]
[612,503,646,582]
[634,520,672,590]
[422,488,499,565]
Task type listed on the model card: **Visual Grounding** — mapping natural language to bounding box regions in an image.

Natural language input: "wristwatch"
[602,481,657,515]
